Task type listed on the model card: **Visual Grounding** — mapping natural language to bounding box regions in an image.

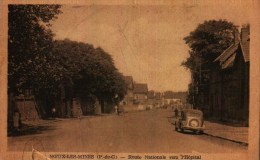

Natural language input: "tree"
[8,5,62,95]
[8,5,126,116]
[52,39,127,111]
[183,19,238,66]
[147,90,155,99]
[182,19,238,105]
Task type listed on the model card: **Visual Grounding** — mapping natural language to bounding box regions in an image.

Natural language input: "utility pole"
[193,59,210,110]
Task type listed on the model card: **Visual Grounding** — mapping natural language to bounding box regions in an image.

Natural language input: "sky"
[51,1,251,92]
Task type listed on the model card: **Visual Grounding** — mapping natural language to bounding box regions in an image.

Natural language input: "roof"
[241,41,250,62]
[124,76,134,89]
[182,109,203,115]
[214,41,249,69]
[215,26,250,68]
[163,92,174,99]
[221,53,236,69]
[124,76,133,85]
[133,83,148,94]
[214,42,239,64]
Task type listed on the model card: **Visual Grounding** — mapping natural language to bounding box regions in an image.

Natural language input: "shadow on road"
[10,124,56,137]
[175,130,203,136]
[205,118,247,127]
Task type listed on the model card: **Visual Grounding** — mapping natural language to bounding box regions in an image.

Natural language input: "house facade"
[163,91,183,106]
[133,83,148,104]
[122,76,134,105]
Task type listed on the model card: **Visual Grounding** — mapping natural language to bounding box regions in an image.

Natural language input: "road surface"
[8,109,247,153]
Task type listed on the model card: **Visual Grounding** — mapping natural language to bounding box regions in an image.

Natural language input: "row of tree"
[182,19,238,104]
[8,5,127,117]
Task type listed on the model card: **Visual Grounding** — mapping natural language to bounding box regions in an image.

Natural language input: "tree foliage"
[183,19,238,70]
[53,39,127,104]
[182,19,238,105]
[8,5,62,95]
[8,5,126,115]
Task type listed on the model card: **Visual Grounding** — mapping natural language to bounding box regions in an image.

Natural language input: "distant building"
[203,25,250,124]
[147,90,155,99]
[163,96,181,106]
[154,92,162,100]
[133,83,148,104]
[163,91,182,106]
[122,76,134,105]
[147,91,163,106]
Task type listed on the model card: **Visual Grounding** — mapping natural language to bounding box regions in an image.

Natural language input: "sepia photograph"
[0,0,259,160]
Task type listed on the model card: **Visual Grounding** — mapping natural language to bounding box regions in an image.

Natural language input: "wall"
[15,96,40,121]
[207,47,249,123]
[134,93,147,104]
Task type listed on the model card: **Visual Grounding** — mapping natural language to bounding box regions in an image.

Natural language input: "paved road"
[8,109,247,153]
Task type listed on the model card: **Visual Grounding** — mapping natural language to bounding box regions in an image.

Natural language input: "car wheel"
[180,125,184,132]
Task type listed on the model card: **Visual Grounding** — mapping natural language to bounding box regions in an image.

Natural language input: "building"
[204,25,249,124]
[154,92,162,100]
[147,90,155,99]
[14,94,40,121]
[147,91,163,106]
[163,91,183,106]
[163,95,182,106]
[122,76,134,105]
[133,83,148,104]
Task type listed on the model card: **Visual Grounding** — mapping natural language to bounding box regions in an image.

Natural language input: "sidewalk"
[169,116,248,145]
[203,121,248,145]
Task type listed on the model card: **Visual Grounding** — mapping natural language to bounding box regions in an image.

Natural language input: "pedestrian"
[117,106,120,116]
[52,107,56,119]
[174,108,179,117]
[115,105,119,116]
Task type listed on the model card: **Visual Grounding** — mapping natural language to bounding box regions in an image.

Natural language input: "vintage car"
[175,109,205,134]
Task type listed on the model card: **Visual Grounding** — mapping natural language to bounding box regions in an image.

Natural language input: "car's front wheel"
[175,122,178,131]
[179,124,184,132]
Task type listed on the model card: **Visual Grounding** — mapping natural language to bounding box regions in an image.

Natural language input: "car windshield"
[186,112,202,117]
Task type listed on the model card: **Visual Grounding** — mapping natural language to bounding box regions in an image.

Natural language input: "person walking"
[174,108,179,117]
[115,105,120,116]
[51,107,56,119]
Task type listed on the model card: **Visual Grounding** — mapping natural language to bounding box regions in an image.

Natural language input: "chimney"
[240,24,250,62]
[241,24,250,43]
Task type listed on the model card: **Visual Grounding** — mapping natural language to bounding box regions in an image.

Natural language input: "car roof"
[182,109,203,114]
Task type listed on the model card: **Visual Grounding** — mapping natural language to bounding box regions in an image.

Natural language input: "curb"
[203,132,248,146]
